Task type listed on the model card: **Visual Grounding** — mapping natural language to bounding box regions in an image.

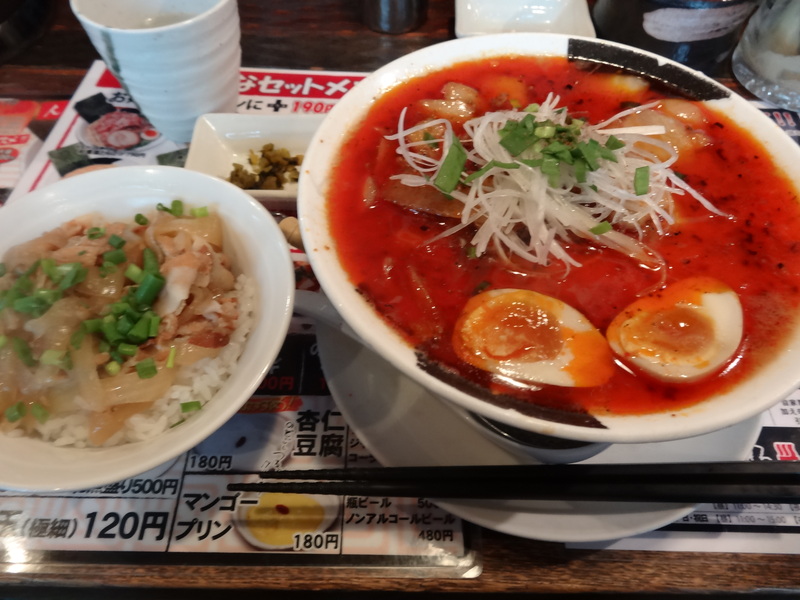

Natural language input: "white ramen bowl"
[297,33,800,445]
[0,166,294,491]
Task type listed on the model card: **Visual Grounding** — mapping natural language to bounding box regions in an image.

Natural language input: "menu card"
[1,61,798,566]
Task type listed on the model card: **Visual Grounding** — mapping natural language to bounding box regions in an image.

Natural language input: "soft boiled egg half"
[606,276,743,383]
[453,288,615,387]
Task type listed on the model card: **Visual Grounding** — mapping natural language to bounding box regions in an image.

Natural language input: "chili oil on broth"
[326,55,800,419]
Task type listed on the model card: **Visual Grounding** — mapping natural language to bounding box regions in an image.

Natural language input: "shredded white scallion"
[387,92,723,269]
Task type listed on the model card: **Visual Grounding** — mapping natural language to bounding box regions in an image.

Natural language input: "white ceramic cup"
[69,0,241,143]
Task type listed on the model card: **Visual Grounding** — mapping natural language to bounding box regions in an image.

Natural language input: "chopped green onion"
[117,342,138,357]
[136,357,158,379]
[56,263,87,291]
[590,221,613,235]
[466,246,478,259]
[434,135,467,194]
[30,402,49,424]
[86,227,105,240]
[110,301,131,316]
[108,234,126,249]
[574,157,588,183]
[540,156,561,187]
[166,346,177,368]
[190,206,209,218]
[134,272,165,307]
[142,248,160,275]
[70,329,85,350]
[605,135,625,150]
[5,401,25,423]
[0,288,22,313]
[634,165,650,196]
[596,143,618,163]
[576,140,601,171]
[473,280,491,295]
[34,288,62,304]
[135,213,149,226]
[12,295,50,317]
[82,318,103,333]
[115,314,134,337]
[148,314,161,338]
[518,158,543,169]
[542,141,573,163]
[105,361,122,376]
[100,316,123,345]
[157,199,184,216]
[126,316,151,344]
[180,400,202,413]
[463,160,520,184]
[422,131,439,149]
[499,114,538,155]
[39,349,67,367]
[125,263,144,284]
[40,258,60,282]
[534,124,556,138]
[20,260,40,278]
[102,248,127,265]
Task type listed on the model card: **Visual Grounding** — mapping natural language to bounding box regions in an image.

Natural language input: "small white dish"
[185,113,325,210]
[455,0,596,38]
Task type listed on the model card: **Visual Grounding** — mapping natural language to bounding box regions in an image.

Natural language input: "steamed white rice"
[19,273,257,448]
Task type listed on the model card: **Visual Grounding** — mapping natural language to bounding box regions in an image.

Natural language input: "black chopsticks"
[225,462,800,504]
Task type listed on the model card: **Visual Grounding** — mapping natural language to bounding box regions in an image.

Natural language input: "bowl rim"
[0,165,295,491]
[297,32,800,444]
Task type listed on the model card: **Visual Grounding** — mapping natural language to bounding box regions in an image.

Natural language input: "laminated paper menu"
[1,62,798,568]
[0,322,477,573]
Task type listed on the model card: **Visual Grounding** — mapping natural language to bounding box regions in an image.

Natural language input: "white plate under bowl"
[185,113,325,210]
[315,320,762,544]
[0,166,295,492]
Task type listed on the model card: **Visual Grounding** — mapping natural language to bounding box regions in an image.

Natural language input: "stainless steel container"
[362,0,428,34]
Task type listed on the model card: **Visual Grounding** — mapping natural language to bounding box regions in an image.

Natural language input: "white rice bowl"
[0,166,294,492]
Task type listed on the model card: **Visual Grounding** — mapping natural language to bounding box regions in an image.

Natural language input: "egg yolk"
[453,289,615,387]
[621,304,716,364]
[606,276,743,382]
[463,296,563,362]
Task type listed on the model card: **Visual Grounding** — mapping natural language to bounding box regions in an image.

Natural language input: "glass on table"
[732,0,800,111]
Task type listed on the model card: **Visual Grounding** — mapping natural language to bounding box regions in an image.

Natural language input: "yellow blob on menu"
[244,493,327,548]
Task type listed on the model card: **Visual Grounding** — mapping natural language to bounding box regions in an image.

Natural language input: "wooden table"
[0,1,797,597]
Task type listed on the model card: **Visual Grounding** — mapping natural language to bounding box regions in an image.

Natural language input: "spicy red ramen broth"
[327,56,800,416]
